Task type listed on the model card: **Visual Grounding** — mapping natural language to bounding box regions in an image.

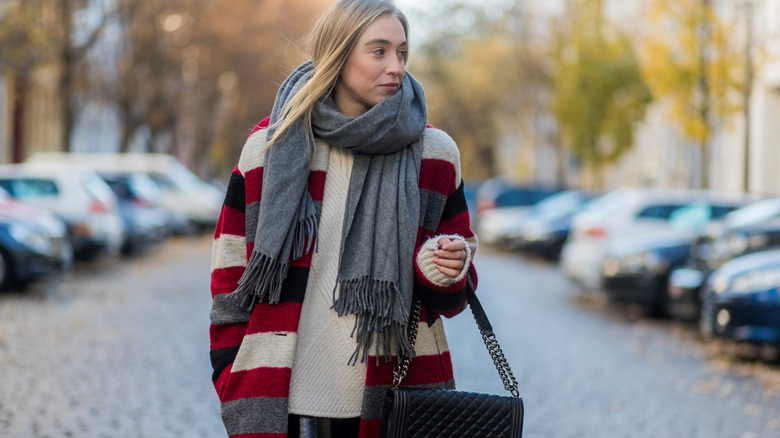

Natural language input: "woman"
[209,1,478,437]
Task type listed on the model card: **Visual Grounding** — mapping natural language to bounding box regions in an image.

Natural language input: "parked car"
[510,190,597,258]
[668,198,780,320]
[700,248,780,347]
[560,188,750,291]
[599,199,749,316]
[98,172,173,253]
[0,163,124,259]
[0,188,72,289]
[474,178,563,245]
[28,152,223,233]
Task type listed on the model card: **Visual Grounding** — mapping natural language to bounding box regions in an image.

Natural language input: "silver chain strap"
[392,299,520,398]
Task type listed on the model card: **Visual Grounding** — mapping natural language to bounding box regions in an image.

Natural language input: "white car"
[0,163,125,259]
[560,188,752,291]
[28,152,224,233]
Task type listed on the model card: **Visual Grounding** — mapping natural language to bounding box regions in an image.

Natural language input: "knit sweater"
[210,117,479,438]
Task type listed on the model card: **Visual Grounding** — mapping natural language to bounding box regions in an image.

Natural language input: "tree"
[0,0,57,161]
[413,1,549,182]
[90,0,330,178]
[640,0,743,189]
[57,0,111,152]
[550,0,652,187]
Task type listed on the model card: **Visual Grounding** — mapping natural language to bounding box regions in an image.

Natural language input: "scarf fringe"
[334,277,415,365]
[231,252,289,309]
[292,214,318,260]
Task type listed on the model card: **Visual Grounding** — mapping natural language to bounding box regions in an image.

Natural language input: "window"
[0,178,59,199]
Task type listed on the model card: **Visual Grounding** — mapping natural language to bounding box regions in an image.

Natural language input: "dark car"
[513,190,597,259]
[98,172,173,253]
[0,189,72,289]
[700,249,780,347]
[600,199,750,316]
[668,198,780,320]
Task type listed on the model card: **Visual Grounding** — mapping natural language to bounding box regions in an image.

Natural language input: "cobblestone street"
[0,236,779,437]
[0,236,224,438]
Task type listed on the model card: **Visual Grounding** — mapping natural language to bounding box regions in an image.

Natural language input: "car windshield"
[81,174,116,205]
[669,201,712,230]
[532,191,587,219]
[724,198,780,228]
[0,178,59,198]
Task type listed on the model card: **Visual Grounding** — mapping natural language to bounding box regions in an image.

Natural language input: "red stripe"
[211,266,244,297]
[245,302,303,334]
[233,433,285,438]
[221,367,291,400]
[359,419,381,437]
[248,117,271,138]
[244,167,264,204]
[436,211,473,237]
[214,363,233,399]
[308,170,326,202]
[365,351,453,387]
[210,323,248,350]
[214,205,245,239]
[419,158,456,195]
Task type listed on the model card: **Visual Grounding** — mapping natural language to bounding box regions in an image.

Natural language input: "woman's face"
[334,14,408,117]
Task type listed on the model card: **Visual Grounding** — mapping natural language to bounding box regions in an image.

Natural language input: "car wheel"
[0,248,15,290]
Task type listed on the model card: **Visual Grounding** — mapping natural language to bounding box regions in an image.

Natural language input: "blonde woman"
[209,1,478,437]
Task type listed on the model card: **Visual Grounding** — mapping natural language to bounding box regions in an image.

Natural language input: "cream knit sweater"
[288,146,472,418]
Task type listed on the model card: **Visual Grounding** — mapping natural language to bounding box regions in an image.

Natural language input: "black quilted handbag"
[379,288,524,438]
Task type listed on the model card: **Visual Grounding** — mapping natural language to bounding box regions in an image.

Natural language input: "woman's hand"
[433,237,467,278]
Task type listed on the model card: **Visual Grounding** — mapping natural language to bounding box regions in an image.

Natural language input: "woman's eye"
[373,48,385,56]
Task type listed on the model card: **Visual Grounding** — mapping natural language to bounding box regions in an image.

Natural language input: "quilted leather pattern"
[380,388,523,438]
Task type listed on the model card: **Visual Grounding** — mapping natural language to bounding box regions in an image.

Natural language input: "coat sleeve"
[209,165,252,399]
[413,129,478,319]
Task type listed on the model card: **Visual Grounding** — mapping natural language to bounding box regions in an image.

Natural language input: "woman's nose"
[386,56,404,76]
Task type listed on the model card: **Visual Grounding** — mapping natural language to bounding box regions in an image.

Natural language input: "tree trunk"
[59,0,74,152]
[698,0,712,189]
[11,75,28,163]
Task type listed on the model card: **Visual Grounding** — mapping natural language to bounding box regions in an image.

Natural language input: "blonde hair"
[266,0,409,150]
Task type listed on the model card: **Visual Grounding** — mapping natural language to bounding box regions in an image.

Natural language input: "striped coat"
[210,118,478,438]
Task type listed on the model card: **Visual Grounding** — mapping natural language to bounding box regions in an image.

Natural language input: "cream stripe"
[211,234,247,270]
[415,318,450,356]
[232,331,297,372]
[239,129,331,174]
[238,130,268,174]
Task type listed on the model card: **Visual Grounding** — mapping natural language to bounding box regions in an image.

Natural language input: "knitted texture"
[210,118,479,438]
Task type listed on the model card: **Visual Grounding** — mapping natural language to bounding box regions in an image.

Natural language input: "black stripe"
[441,180,468,221]
[211,345,240,382]
[279,266,309,303]
[223,171,246,212]
[414,283,467,314]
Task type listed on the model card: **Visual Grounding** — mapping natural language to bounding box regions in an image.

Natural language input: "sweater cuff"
[416,234,472,287]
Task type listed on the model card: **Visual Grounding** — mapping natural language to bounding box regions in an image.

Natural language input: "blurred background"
[1,0,779,192]
[2,0,780,437]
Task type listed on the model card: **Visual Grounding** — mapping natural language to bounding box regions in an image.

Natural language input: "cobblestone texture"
[1,237,778,437]
[0,235,224,438]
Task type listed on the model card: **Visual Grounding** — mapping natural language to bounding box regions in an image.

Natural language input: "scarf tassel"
[292,213,318,260]
[231,252,289,309]
[334,277,415,365]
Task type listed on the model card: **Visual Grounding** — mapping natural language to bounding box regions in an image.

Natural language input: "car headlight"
[9,223,51,254]
[717,268,780,295]
[603,251,664,277]
[710,233,749,268]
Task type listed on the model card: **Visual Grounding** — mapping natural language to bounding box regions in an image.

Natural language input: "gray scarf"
[231,61,427,364]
